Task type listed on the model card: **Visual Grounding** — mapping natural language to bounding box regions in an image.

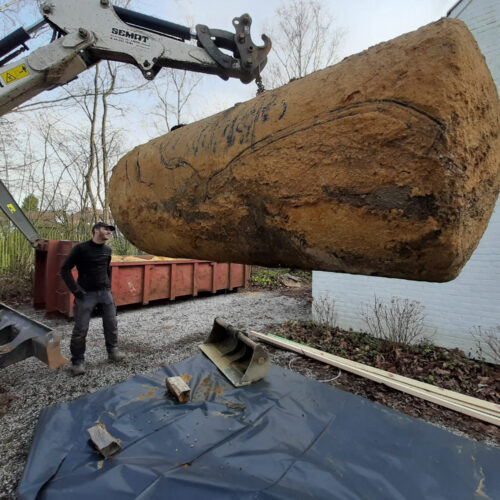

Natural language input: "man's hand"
[74,290,86,300]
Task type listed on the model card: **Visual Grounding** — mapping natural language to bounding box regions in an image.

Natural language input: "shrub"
[313,294,337,328]
[361,296,427,345]
[470,325,500,364]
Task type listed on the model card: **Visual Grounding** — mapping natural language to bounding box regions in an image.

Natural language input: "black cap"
[92,222,115,232]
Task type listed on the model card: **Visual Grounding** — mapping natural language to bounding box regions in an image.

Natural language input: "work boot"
[108,349,125,362]
[71,362,85,376]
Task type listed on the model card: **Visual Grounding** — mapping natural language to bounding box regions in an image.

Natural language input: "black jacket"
[60,240,112,294]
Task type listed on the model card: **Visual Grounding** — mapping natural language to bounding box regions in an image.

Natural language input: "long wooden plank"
[252,331,500,414]
[251,331,500,426]
[287,337,497,414]
[253,331,500,416]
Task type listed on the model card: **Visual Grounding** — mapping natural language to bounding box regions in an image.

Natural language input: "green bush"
[249,266,312,288]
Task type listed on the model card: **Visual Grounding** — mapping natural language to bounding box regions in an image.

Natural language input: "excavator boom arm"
[0,0,270,245]
[0,0,271,115]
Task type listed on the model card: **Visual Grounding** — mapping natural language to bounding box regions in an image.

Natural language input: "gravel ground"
[0,290,310,499]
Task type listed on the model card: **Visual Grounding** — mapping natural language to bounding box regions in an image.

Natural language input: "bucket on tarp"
[199,317,270,387]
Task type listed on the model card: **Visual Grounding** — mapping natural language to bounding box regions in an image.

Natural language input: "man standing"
[61,222,125,376]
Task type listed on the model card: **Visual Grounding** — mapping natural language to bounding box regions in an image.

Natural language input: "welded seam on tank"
[379,99,445,130]
[208,99,446,183]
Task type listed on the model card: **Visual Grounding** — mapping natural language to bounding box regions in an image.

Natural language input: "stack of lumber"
[250,331,500,426]
[110,19,500,282]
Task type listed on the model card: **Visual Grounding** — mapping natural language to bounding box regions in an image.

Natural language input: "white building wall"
[449,0,500,82]
[312,0,500,361]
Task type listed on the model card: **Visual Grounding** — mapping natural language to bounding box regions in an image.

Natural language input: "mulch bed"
[267,320,500,446]
[245,280,499,444]
[0,275,32,305]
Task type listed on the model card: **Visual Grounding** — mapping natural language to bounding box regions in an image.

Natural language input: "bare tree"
[263,0,344,89]
[1,0,201,229]
[55,61,126,223]
[149,68,203,135]
[471,325,500,364]
[0,0,39,30]
[0,118,16,184]
[313,293,337,328]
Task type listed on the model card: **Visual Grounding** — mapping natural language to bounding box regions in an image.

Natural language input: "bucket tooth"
[199,317,270,387]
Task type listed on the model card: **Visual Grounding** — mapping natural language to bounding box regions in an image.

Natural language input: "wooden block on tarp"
[109,19,500,282]
[166,375,191,403]
[88,423,121,458]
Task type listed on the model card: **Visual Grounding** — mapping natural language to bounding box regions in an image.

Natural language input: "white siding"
[312,0,500,362]
[313,203,500,357]
[449,0,500,89]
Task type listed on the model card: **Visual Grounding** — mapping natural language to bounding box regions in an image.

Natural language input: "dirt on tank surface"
[110,18,500,282]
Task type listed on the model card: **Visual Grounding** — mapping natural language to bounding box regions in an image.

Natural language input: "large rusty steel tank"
[110,19,500,282]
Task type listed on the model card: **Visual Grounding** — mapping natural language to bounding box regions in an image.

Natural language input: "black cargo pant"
[70,290,118,365]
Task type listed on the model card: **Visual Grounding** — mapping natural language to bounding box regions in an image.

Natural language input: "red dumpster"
[34,240,249,318]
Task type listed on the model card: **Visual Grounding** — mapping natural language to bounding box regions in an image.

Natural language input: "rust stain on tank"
[110,19,500,283]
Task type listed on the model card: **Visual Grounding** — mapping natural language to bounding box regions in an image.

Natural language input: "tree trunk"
[110,19,500,282]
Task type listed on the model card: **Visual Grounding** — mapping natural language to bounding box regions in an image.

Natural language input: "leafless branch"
[361,296,429,345]
[263,0,345,89]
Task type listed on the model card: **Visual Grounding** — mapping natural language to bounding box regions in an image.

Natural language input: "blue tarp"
[19,354,500,499]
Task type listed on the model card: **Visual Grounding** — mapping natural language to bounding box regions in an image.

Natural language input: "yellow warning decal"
[1,64,30,85]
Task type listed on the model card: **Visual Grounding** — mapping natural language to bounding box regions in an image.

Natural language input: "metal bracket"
[0,303,68,369]
[232,14,271,84]
[196,14,271,84]
[195,25,235,80]
[0,179,42,247]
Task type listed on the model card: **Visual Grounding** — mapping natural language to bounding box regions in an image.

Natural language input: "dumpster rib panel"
[34,241,249,318]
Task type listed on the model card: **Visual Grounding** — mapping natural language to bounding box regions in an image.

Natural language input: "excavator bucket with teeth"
[199,317,270,387]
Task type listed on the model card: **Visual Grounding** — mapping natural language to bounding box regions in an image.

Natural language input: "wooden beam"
[250,331,500,426]
[87,424,121,458]
[166,375,191,403]
[268,336,500,415]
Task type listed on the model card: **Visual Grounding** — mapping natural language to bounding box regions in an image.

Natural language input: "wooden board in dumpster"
[34,240,249,318]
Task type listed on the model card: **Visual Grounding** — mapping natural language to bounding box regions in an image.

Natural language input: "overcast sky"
[3,0,460,144]
[131,0,460,136]
[163,0,459,60]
